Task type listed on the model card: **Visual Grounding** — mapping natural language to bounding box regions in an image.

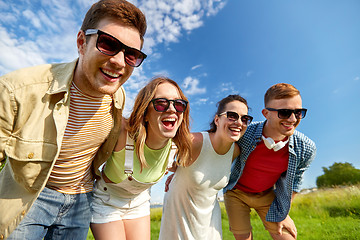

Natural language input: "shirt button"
[104,187,107,191]
[27,153,34,159]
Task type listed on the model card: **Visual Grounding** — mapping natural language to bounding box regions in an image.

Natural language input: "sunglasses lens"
[277,109,292,119]
[294,109,307,119]
[124,49,143,67]
[97,34,120,56]
[152,99,187,112]
[153,99,169,112]
[241,115,253,125]
[277,109,307,119]
[173,100,187,112]
[97,32,144,67]
[226,112,239,121]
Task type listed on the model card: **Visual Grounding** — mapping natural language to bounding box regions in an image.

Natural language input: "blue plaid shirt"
[223,121,316,222]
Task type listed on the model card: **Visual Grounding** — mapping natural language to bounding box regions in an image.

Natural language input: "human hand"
[164,173,174,192]
[277,215,297,239]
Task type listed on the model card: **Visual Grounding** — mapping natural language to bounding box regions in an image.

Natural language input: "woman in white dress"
[159,94,253,240]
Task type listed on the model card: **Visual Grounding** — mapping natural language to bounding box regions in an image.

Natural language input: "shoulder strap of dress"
[124,134,134,176]
[201,131,211,149]
[167,142,177,168]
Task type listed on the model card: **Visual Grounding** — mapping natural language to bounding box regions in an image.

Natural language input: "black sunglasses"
[266,108,307,119]
[151,98,188,113]
[218,111,253,126]
[85,29,147,67]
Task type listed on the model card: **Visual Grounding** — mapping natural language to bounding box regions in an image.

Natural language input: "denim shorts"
[7,187,92,240]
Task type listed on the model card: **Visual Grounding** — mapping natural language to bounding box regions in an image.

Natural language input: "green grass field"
[88,185,360,239]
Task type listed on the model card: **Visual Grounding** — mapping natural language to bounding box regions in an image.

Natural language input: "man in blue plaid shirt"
[223,83,316,240]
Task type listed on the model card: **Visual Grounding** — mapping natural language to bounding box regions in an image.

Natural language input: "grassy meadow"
[87,185,360,239]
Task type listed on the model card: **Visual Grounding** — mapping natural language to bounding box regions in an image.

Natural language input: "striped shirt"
[47,82,113,194]
[224,121,316,222]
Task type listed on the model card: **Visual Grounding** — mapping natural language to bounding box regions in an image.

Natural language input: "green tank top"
[104,139,172,183]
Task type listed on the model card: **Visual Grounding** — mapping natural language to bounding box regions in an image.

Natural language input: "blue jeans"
[8,187,92,240]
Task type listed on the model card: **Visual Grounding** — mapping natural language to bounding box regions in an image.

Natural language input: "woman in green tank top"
[90,77,192,240]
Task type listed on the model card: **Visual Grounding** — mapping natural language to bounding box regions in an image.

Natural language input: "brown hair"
[264,83,300,107]
[81,0,147,45]
[127,77,192,170]
[208,94,249,133]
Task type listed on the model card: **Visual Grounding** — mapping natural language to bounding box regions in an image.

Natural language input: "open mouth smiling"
[229,127,241,132]
[101,68,121,78]
[282,122,296,130]
[162,117,176,128]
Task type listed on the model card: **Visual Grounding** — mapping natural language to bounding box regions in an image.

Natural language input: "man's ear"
[262,108,269,119]
[77,30,87,55]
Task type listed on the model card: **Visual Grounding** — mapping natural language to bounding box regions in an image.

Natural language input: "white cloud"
[174,0,201,15]
[191,64,202,70]
[0,0,227,68]
[0,12,17,23]
[179,13,203,31]
[0,27,46,75]
[182,76,206,95]
[0,0,227,100]
[139,0,227,48]
[354,76,359,81]
[192,97,209,106]
[205,0,227,17]
[246,71,254,77]
[23,9,42,29]
[152,70,171,78]
[220,82,235,92]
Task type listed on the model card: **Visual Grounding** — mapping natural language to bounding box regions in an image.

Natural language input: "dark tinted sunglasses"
[266,108,307,119]
[151,98,188,113]
[85,29,147,67]
[218,111,253,126]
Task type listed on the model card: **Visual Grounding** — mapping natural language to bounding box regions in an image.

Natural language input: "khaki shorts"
[224,188,291,235]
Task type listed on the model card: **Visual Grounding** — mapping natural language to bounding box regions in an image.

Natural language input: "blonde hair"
[127,77,192,170]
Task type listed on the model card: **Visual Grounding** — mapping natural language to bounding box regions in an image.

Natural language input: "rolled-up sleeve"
[0,78,15,162]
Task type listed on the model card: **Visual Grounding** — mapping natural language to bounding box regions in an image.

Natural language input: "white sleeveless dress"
[159,132,234,240]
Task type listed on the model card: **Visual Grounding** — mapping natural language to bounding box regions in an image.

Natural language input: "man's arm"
[0,79,15,163]
[276,140,316,239]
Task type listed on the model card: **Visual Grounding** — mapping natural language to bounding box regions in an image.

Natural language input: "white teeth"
[103,69,120,78]
[163,118,176,122]
[230,128,241,132]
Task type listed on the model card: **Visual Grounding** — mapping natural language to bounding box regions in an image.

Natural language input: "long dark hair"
[208,94,249,133]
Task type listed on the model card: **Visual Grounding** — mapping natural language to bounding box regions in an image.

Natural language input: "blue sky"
[1,0,359,204]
